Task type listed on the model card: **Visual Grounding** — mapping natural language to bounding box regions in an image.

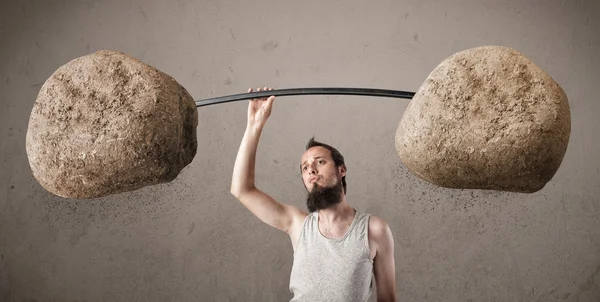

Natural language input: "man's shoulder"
[367,214,393,240]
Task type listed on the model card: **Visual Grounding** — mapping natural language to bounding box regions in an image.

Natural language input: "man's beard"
[306,177,344,212]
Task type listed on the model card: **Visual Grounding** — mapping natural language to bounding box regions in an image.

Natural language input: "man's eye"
[318,160,324,164]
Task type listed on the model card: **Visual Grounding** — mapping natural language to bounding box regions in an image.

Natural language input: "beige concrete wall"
[1,0,599,301]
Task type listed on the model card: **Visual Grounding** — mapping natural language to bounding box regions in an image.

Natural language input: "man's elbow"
[230,185,243,198]
[230,184,253,199]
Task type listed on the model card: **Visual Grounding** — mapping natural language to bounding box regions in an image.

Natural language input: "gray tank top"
[289,209,374,302]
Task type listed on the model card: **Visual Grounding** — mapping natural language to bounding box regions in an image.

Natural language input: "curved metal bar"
[195,87,415,107]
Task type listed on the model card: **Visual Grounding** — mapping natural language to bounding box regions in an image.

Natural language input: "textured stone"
[395,46,571,193]
[26,50,198,199]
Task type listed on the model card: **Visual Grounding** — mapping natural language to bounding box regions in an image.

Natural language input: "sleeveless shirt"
[289,209,374,302]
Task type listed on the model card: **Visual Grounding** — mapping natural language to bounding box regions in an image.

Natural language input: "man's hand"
[247,87,275,129]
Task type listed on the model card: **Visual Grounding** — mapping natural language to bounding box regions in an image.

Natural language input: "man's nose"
[308,167,317,174]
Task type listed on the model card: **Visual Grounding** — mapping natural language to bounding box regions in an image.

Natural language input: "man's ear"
[339,165,347,177]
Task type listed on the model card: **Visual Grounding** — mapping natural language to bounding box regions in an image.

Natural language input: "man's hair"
[304,137,347,194]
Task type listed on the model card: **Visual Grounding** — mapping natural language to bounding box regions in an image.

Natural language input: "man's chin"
[310,183,328,194]
[305,181,343,212]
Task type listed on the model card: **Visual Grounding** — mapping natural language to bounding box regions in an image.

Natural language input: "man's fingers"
[248,87,275,102]
[248,88,258,102]
[267,96,275,107]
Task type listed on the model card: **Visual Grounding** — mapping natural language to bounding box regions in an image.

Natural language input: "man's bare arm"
[371,216,397,302]
[230,87,306,234]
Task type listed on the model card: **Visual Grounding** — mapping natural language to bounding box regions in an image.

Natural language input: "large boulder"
[26,50,198,199]
[395,46,571,193]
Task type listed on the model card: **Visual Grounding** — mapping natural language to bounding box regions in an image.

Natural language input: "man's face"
[300,146,345,192]
[300,147,346,212]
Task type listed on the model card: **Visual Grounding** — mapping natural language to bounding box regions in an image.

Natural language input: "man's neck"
[317,198,355,225]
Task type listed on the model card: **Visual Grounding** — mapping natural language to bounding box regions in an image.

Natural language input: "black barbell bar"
[195,87,416,107]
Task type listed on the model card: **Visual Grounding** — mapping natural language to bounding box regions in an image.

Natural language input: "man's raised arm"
[230,87,305,234]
